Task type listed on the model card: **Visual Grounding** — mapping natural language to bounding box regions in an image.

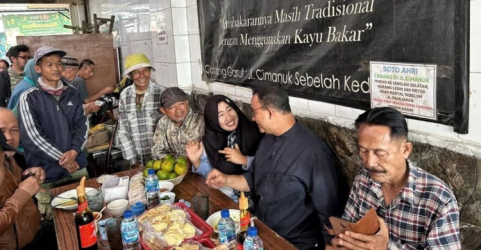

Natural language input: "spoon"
[56,196,77,201]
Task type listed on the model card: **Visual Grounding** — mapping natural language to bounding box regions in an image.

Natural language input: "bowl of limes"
[144,155,189,185]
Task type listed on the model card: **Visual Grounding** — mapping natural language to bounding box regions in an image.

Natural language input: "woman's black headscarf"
[202,95,264,175]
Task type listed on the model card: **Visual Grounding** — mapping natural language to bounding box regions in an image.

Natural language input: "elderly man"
[72,59,114,104]
[6,45,30,92]
[118,53,163,168]
[60,56,79,83]
[151,87,204,159]
[331,107,460,249]
[0,108,58,250]
[206,83,341,250]
[18,46,89,189]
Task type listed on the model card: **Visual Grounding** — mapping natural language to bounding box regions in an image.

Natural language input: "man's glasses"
[250,106,267,117]
[16,55,31,61]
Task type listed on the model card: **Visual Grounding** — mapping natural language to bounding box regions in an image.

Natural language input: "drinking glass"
[104,218,123,250]
[193,193,209,220]
[87,189,104,212]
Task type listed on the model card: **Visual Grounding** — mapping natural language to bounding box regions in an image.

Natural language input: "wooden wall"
[17,34,118,97]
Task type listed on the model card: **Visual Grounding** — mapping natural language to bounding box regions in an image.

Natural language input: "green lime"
[145,160,154,169]
[156,170,170,180]
[143,168,153,178]
[174,162,187,176]
[176,156,188,166]
[161,161,174,172]
[168,172,178,179]
[153,160,162,171]
[164,154,175,163]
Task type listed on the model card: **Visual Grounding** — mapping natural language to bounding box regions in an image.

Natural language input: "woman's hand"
[186,141,203,168]
[219,143,247,166]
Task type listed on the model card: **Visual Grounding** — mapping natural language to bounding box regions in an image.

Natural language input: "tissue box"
[101,176,130,203]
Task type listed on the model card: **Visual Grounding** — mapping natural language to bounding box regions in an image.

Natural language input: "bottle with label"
[218,209,236,250]
[75,177,98,250]
[243,227,264,250]
[145,168,159,209]
[236,192,250,249]
[121,210,141,250]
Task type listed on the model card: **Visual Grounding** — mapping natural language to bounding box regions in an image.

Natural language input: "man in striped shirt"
[118,54,163,167]
[331,107,460,250]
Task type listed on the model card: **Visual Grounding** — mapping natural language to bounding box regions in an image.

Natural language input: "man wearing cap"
[61,57,100,115]
[118,53,163,167]
[72,59,114,104]
[60,56,79,84]
[17,46,89,188]
[0,108,58,250]
[151,87,204,160]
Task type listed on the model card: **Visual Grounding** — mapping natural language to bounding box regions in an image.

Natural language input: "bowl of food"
[158,181,174,193]
[107,199,129,217]
[159,192,175,205]
[143,155,190,185]
[206,209,241,233]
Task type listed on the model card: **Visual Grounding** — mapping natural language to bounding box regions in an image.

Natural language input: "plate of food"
[205,209,241,233]
[51,187,96,210]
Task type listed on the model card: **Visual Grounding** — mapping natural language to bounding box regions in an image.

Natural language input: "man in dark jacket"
[18,46,89,189]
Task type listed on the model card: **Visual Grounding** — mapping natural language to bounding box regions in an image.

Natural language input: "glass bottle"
[75,177,98,250]
[237,191,250,249]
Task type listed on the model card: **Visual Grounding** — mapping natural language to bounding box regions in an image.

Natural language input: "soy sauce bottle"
[75,177,98,250]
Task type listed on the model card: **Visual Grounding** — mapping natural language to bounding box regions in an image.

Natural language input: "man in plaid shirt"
[331,107,460,250]
[118,54,163,167]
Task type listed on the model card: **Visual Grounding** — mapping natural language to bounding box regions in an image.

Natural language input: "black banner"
[198,0,469,133]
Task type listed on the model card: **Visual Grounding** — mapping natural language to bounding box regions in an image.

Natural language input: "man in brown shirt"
[0,108,57,250]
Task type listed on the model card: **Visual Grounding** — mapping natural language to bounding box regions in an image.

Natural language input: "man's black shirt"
[243,121,341,250]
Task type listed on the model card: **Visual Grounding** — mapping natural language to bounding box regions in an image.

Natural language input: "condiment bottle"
[236,191,250,250]
[75,177,98,250]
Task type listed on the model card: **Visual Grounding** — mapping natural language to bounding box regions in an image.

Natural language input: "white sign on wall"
[370,61,437,120]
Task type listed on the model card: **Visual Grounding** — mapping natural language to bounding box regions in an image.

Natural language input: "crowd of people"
[0,43,461,250]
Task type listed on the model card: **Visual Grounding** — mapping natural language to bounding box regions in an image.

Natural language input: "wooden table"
[51,170,297,250]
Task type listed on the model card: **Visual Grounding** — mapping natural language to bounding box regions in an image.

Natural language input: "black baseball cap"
[161,87,189,108]
[0,130,23,155]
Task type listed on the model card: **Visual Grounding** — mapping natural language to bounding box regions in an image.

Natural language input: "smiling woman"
[185,94,264,196]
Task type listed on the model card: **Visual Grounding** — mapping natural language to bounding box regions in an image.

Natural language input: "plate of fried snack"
[139,204,202,249]
[51,188,96,210]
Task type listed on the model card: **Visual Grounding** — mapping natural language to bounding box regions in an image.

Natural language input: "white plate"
[51,188,96,210]
[206,209,241,233]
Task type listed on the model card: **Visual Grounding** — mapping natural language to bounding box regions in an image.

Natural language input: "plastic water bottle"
[145,169,159,209]
[218,209,236,250]
[243,227,263,250]
[121,210,141,250]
